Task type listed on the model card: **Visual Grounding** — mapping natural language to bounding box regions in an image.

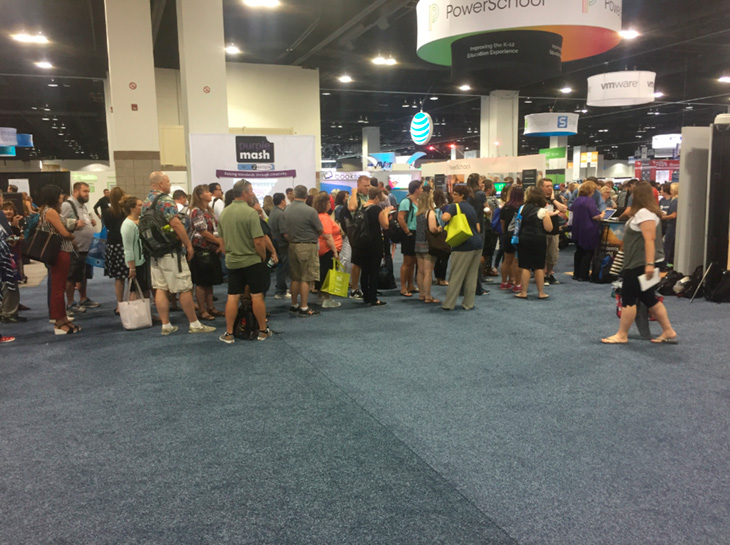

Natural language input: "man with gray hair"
[142,171,216,336]
[283,184,323,316]
[217,179,272,343]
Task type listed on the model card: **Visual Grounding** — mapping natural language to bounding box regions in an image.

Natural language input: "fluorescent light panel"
[12,33,49,44]
[35,61,53,69]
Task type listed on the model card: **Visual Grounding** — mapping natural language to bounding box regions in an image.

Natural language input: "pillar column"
[104,0,161,197]
[176,0,230,185]
[362,127,380,171]
[550,136,568,149]
[480,90,518,158]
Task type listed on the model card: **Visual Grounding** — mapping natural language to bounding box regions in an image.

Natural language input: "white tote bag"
[118,278,153,330]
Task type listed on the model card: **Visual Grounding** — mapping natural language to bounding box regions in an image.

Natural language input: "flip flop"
[538,294,550,300]
[424,298,441,304]
[199,313,216,321]
[400,292,413,297]
[601,336,628,344]
[651,336,679,344]
[514,294,528,299]
[208,309,225,317]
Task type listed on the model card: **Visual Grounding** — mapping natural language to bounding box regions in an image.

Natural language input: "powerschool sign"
[417,0,622,65]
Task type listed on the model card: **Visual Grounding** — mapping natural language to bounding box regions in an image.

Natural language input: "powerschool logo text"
[442,0,546,19]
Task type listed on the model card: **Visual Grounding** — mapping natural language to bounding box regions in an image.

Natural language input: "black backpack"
[679,265,705,299]
[707,271,730,303]
[346,207,370,250]
[139,194,179,258]
[389,199,413,244]
[657,270,684,296]
[233,298,259,340]
[703,263,724,301]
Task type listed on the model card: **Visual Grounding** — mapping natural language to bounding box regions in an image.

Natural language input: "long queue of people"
[0,171,677,346]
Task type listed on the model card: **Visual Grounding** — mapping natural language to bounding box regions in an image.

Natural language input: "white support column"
[176,0,230,182]
[550,136,568,149]
[480,90,518,158]
[103,76,116,170]
[362,127,380,171]
[104,0,161,197]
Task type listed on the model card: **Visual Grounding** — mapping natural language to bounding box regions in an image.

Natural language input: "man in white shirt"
[208,183,225,219]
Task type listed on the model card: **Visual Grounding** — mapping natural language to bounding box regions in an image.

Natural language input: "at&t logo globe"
[410,112,434,145]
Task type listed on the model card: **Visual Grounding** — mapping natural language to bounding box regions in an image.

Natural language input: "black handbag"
[22,227,62,265]
[194,247,216,266]
[426,211,451,258]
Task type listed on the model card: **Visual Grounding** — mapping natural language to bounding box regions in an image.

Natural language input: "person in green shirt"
[218,179,271,343]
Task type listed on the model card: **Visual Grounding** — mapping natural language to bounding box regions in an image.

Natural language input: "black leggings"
[360,254,380,304]
[621,266,659,309]
[573,245,593,281]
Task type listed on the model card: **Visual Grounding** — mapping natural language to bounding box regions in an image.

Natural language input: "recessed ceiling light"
[718,76,730,83]
[35,61,53,69]
[225,45,242,55]
[338,75,353,83]
[458,84,471,91]
[243,0,280,7]
[560,87,573,94]
[619,29,640,40]
[321,92,331,96]
[41,117,50,121]
[48,80,58,87]
[12,33,49,44]
[429,96,439,101]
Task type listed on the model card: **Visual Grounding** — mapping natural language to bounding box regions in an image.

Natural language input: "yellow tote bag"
[445,203,473,247]
[321,258,350,298]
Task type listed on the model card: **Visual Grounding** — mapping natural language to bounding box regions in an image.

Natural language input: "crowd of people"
[0,171,679,345]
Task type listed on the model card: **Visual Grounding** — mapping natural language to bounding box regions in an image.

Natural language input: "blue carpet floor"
[2,250,729,544]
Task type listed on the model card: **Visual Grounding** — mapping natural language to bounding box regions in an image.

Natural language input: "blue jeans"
[275,240,289,294]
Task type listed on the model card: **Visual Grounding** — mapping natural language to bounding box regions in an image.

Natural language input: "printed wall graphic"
[190,134,316,201]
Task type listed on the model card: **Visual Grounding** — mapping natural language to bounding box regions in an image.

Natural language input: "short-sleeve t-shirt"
[501,205,518,233]
[627,208,660,232]
[143,189,178,223]
[443,201,482,252]
[318,213,343,256]
[398,196,418,231]
[218,200,264,269]
[283,200,323,243]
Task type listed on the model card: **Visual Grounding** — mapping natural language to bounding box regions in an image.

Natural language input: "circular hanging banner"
[451,30,563,87]
[410,112,434,145]
[524,113,579,137]
[417,0,622,65]
[0,127,18,146]
[587,71,656,107]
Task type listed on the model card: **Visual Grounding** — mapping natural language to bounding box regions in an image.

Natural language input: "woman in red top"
[314,194,342,309]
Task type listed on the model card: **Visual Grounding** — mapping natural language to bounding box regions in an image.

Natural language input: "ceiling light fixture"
[225,45,242,55]
[619,29,640,40]
[718,76,730,83]
[48,79,58,88]
[372,55,397,65]
[653,91,664,98]
[12,33,49,44]
[458,84,471,91]
[560,87,573,94]
[430,96,439,101]
[321,92,331,96]
[338,75,353,83]
[243,0,280,7]
[402,100,409,108]
[35,61,53,69]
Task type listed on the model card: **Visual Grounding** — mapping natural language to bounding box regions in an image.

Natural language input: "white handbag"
[118,278,153,330]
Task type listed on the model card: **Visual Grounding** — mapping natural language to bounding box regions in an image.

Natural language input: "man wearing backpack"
[61,182,100,313]
[143,172,216,336]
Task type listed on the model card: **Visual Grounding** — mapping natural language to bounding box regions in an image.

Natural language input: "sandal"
[601,335,628,344]
[514,294,528,299]
[424,298,441,304]
[54,322,81,335]
[199,313,216,321]
[400,292,413,297]
[208,309,225,317]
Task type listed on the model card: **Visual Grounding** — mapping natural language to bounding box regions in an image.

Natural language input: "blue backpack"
[491,206,502,235]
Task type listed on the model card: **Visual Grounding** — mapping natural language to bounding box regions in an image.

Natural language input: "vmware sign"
[236,136,275,163]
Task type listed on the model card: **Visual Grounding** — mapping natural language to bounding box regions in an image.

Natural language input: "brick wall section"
[113,151,161,199]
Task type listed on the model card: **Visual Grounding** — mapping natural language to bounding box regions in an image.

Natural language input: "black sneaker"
[289,305,299,314]
[349,289,364,299]
[547,275,561,285]
[298,307,321,317]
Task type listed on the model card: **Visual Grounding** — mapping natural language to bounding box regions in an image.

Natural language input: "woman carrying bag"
[189,185,225,321]
[440,184,482,311]
[37,185,79,334]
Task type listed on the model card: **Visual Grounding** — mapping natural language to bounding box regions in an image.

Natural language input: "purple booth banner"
[216,169,296,179]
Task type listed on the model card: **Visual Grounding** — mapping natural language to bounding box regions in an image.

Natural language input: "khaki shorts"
[288,243,320,282]
[546,234,560,270]
[150,253,193,294]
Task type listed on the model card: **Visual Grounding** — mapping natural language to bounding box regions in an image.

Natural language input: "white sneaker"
[189,323,216,334]
[161,325,179,336]
[322,299,342,308]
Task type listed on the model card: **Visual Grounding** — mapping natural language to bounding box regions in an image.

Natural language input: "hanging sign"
[410,112,434,145]
[587,71,656,107]
[451,30,563,86]
[0,127,18,146]
[0,146,17,157]
[524,113,579,137]
[416,0,622,66]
